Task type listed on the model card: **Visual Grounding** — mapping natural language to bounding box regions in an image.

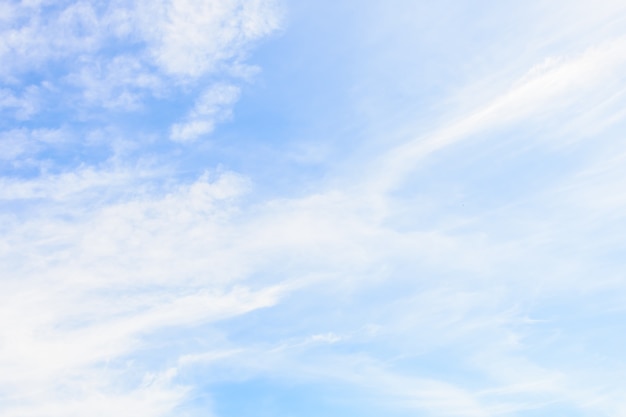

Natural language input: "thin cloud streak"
[3,1,626,416]
[373,35,626,194]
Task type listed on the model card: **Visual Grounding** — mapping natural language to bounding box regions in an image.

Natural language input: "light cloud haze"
[2,1,626,416]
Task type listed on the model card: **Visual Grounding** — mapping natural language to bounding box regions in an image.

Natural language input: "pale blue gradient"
[2,1,626,416]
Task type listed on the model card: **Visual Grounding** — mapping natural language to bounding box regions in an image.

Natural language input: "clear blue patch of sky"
[207,377,420,417]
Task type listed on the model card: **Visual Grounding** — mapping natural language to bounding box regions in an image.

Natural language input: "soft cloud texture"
[3,1,626,417]
[170,84,241,142]
[138,0,281,78]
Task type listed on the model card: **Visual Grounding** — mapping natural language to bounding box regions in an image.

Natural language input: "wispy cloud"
[139,0,281,78]
[374,35,626,193]
[4,1,626,417]
[170,84,241,142]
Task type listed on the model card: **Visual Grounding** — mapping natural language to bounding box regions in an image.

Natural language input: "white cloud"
[2,384,188,417]
[0,1,102,80]
[67,55,163,110]
[4,1,626,417]
[0,86,40,119]
[0,128,67,162]
[0,0,282,138]
[170,84,241,142]
[373,35,626,193]
[137,0,281,78]
[0,168,283,416]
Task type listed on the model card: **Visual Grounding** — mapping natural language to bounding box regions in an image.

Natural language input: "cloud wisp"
[3,1,626,417]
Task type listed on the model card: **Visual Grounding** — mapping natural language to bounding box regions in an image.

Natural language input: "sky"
[2,0,626,416]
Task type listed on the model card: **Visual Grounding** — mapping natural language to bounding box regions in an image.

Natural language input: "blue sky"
[2,1,626,416]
